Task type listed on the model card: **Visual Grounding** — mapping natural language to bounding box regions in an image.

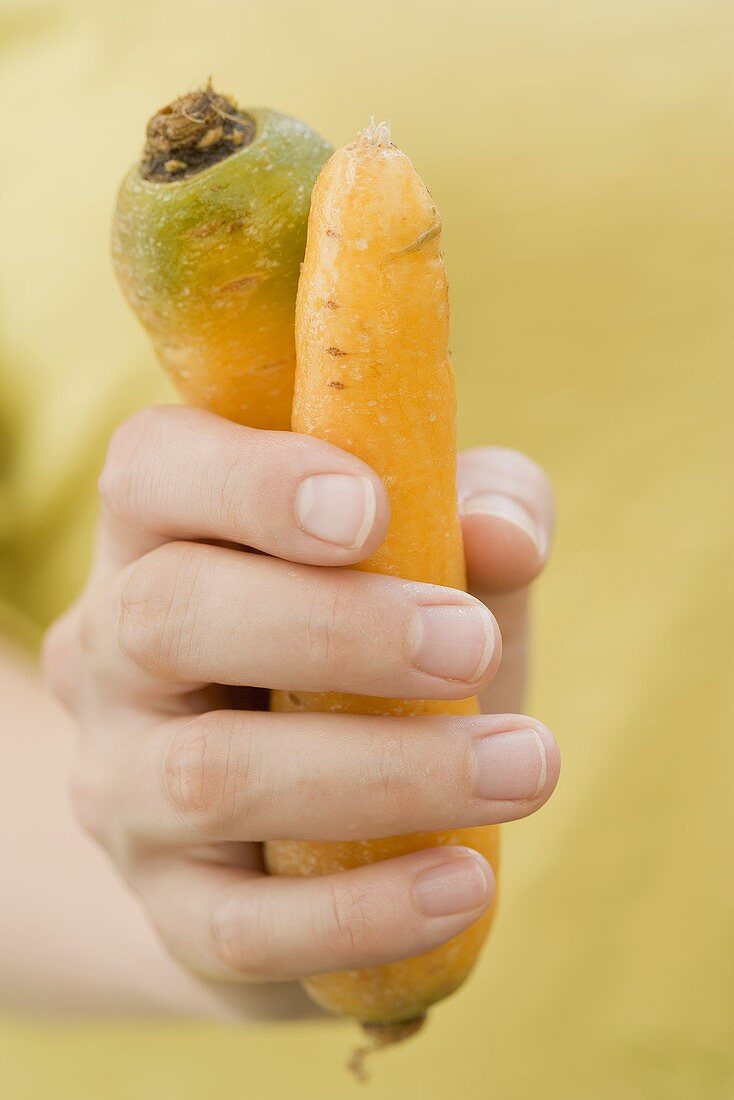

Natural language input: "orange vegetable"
[112,86,332,429]
[267,121,499,1054]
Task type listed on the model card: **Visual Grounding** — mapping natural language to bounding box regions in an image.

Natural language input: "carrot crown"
[140,83,256,182]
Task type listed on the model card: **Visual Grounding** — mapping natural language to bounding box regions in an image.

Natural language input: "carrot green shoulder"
[112,87,333,430]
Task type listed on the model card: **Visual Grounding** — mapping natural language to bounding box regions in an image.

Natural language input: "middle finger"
[84,542,501,701]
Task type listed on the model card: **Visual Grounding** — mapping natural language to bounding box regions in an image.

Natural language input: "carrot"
[266,121,499,1063]
[112,85,332,429]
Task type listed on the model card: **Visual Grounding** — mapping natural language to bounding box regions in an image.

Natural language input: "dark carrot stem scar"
[140,82,256,182]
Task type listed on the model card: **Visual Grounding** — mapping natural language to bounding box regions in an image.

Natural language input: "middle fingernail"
[411,604,495,681]
[295,474,377,549]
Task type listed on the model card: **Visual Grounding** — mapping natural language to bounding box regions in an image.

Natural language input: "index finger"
[93,405,390,578]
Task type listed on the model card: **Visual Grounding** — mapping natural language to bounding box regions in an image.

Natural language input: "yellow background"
[1,0,732,1096]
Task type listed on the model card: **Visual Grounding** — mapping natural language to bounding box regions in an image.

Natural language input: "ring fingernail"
[411,604,494,681]
[413,851,492,917]
[474,728,547,800]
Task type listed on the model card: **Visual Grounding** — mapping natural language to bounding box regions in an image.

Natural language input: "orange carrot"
[267,121,499,1058]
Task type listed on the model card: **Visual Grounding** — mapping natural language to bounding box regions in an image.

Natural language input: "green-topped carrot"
[112,84,332,429]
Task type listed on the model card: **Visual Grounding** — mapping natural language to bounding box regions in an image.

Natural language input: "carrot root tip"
[358,117,392,147]
[347,1015,426,1081]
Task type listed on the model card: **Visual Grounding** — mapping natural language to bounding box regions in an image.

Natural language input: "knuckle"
[77,604,96,659]
[360,725,466,832]
[160,715,254,836]
[68,758,108,846]
[329,885,373,962]
[203,452,248,533]
[98,409,160,519]
[41,611,80,705]
[302,582,350,668]
[209,891,268,978]
[78,586,114,660]
[116,543,203,677]
[363,732,416,815]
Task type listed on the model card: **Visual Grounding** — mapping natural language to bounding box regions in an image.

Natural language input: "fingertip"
[459,845,497,901]
[529,720,561,801]
[409,845,495,918]
[353,471,391,558]
[475,599,503,690]
[461,501,547,593]
[478,716,561,806]
[458,446,554,594]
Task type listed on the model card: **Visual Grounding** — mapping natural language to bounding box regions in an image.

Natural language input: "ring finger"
[108,710,559,846]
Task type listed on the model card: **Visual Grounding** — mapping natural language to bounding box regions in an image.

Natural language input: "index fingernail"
[295,474,377,549]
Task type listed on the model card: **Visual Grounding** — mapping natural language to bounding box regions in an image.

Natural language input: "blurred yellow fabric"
[1,0,732,1097]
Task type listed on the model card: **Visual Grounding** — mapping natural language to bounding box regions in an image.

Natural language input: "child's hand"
[43,406,559,986]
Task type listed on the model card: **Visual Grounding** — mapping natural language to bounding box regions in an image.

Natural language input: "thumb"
[458,447,554,715]
[458,447,554,595]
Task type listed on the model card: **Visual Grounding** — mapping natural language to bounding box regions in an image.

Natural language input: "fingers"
[137,846,495,981]
[458,446,555,594]
[95,406,390,574]
[110,711,559,845]
[81,542,501,702]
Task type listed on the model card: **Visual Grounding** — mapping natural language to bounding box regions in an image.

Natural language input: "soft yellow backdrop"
[1,0,732,1097]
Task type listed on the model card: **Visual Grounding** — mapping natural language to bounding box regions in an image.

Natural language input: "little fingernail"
[413,851,492,917]
[411,604,495,682]
[461,492,547,558]
[474,728,548,800]
[295,474,377,549]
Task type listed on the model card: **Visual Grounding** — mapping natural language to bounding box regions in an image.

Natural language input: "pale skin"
[1,406,559,1019]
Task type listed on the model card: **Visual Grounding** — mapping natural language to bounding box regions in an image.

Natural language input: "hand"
[43,406,559,994]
